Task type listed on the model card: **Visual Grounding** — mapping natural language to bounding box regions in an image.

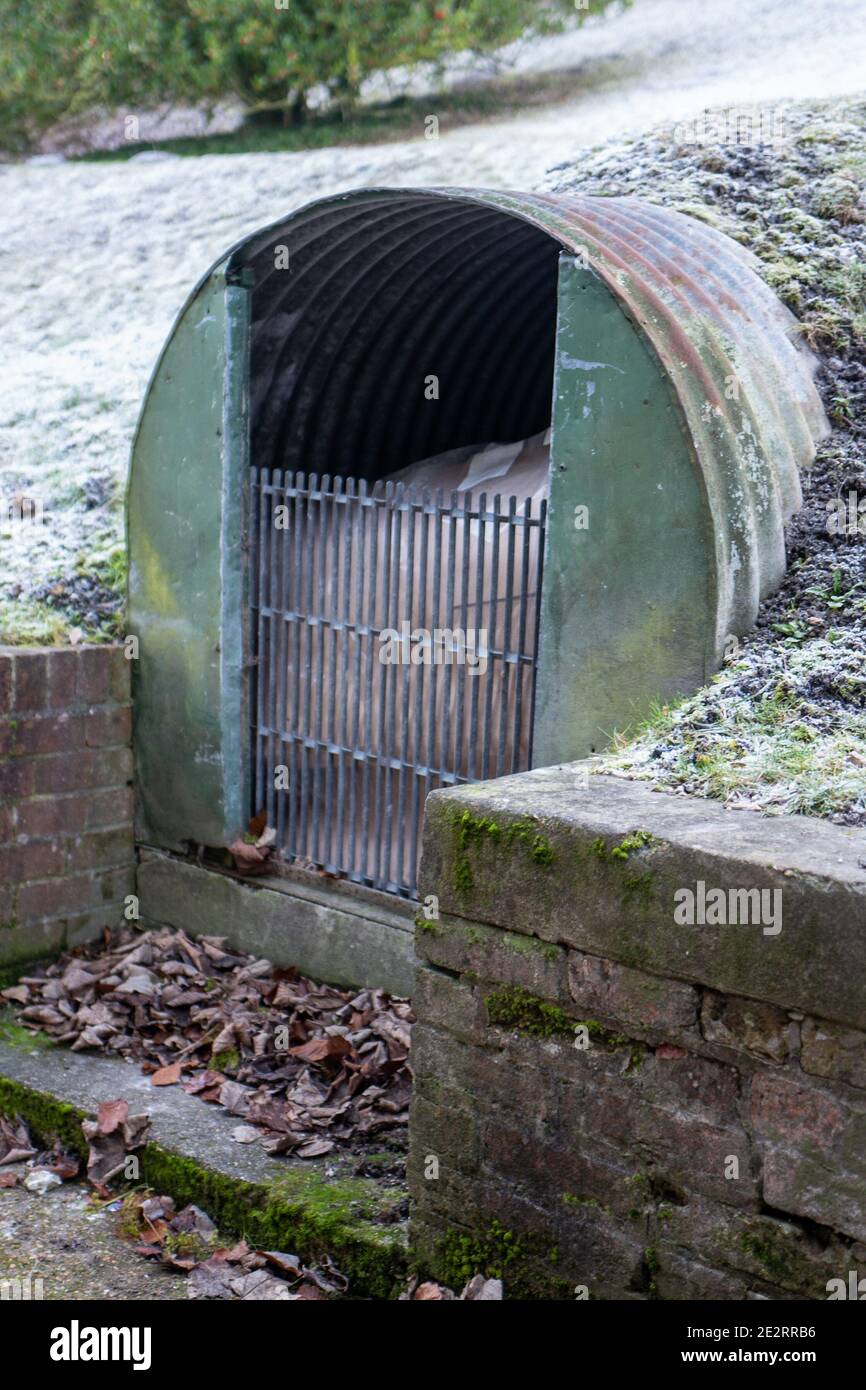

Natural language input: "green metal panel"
[533,253,712,763]
[128,268,250,849]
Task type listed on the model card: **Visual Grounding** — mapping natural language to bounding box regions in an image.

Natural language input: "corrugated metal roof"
[230,186,826,641]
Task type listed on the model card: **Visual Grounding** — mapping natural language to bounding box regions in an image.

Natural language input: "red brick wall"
[0,645,134,977]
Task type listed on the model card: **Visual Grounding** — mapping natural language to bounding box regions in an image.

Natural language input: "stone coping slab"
[419,766,866,1030]
[0,1034,406,1298]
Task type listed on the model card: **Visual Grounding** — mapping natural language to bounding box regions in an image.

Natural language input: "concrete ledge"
[419,766,866,1030]
[137,849,415,996]
[0,1036,406,1297]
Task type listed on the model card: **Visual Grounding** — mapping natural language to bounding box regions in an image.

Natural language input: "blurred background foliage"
[0,0,623,153]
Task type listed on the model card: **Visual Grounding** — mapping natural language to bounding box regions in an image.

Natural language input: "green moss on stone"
[582,831,659,914]
[443,806,554,897]
[433,1219,572,1299]
[210,1047,241,1073]
[589,830,655,863]
[0,1074,406,1298]
[415,916,443,936]
[734,1221,825,1294]
[561,1192,614,1218]
[0,1076,89,1156]
[0,1010,55,1052]
[485,985,574,1039]
[501,933,560,962]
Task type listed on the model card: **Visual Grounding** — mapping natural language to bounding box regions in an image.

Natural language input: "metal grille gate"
[250,470,546,899]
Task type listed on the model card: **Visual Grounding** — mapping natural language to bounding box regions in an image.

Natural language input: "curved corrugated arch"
[229,186,825,642]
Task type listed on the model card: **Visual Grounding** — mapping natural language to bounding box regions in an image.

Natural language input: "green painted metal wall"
[535,254,711,761]
[127,268,250,850]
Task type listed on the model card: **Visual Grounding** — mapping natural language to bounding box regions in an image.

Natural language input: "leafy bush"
[0,0,623,152]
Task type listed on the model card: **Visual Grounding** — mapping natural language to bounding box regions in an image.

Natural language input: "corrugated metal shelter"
[128,186,826,893]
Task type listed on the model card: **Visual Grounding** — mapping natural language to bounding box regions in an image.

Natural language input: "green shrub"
[0,0,624,152]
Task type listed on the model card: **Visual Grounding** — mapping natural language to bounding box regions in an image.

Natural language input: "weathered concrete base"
[0,1032,406,1297]
[137,849,415,996]
[410,767,866,1300]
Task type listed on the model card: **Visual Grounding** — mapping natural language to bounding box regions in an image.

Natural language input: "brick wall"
[0,646,135,978]
[410,769,866,1300]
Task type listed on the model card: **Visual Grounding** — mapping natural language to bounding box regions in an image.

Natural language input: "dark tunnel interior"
[238,192,562,483]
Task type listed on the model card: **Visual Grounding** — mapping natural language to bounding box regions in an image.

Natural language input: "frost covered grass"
[549,97,866,821]
[610,636,866,823]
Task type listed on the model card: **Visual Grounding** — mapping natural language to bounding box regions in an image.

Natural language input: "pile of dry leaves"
[2,927,413,1159]
[1,1110,498,1301]
[1,1107,351,1299]
[121,1189,349,1300]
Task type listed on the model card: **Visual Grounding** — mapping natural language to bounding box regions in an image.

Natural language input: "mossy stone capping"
[420,773,866,1031]
[431,802,557,903]
[139,1145,405,1299]
[0,1073,406,1298]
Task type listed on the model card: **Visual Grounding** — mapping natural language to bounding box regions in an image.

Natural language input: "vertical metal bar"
[380,482,403,891]
[372,481,394,889]
[453,488,472,782]
[275,473,291,849]
[440,490,459,780]
[255,466,270,822]
[497,495,517,777]
[316,478,333,867]
[249,467,261,815]
[481,492,501,782]
[395,485,416,893]
[347,479,367,880]
[512,497,533,773]
[360,481,381,884]
[335,477,354,877]
[527,498,547,770]
[264,468,283,830]
[424,488,444,797]
[298,474,318,861]
[408,486,430,894]
[469,491,486,781]
[287,472,305,862]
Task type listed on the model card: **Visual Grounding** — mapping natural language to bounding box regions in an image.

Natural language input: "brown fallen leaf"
[97,1098,128,1136]
[150,1062,183,1087]
[289,1036,352,1064]
[260,1250,303,1278]
[414,1281,452,1300]
[1,985,29,1005]
[45,1143,80,1181]
[0,1116,36,1166]
[296,1138,334,1159]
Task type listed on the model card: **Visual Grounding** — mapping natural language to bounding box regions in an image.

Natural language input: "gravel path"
[0,1171,187,1300]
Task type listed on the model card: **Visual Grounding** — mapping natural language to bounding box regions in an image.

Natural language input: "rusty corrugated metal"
[230,186,826,644]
